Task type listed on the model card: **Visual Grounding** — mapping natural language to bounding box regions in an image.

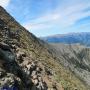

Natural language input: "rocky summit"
[0,6,90,90]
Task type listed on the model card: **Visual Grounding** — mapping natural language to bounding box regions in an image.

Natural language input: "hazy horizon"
[39,32,90,37]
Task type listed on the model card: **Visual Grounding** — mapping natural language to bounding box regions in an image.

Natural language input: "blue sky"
[0,0,90,37]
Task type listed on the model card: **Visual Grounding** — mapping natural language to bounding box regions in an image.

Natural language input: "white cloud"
[29,13,61,24]
[0,0,10,7]
[23,13,61,30]
[23,1,90,31]
[25,23,51,30]
[58,11,90,28]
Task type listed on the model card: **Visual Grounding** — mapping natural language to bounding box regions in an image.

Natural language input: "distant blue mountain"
[41,32,90,46]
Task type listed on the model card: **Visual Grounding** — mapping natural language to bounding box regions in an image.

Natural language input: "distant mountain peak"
[41,32,90,46]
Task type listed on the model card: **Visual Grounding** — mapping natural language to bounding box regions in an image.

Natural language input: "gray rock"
[38,76,43,82]
[33,75,38,80]
[33,79,39,86]
[0,42,33,88]
[31,71,37,76]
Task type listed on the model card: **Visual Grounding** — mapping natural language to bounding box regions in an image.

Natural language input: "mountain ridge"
[41,32,90,46]
[0,6,89,90]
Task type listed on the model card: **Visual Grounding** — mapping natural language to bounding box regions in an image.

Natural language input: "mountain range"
[41,32,90,46]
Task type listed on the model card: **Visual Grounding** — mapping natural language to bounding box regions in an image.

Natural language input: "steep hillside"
[41,32,90,46]
[50,43,90,87]
[0,6,89,90]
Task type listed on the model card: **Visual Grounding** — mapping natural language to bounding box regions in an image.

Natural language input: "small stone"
[24,67,28,73]
[52,82,57,90]
[33,75,38,80]
[27,70,30,75]
[38,76,43,82]
[39,82,44,88]
[0,72,2,76]
[32,62,36,66]
[27,64,31,70]
[1,78,5,81]
[36,67,41,73]
[31,71,37,76]
[36,67,39,71]
[45,68,53,76]
[0,70,6,78]
[11,45,16,49]
[33,79,39,85]
[31,62,36,69]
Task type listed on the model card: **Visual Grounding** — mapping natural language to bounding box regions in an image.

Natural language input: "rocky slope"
[0,6,89,90]
[50,43,90,87]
